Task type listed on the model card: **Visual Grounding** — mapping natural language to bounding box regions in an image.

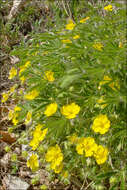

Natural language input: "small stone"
[0,153,11,167]
[3,175,30,190]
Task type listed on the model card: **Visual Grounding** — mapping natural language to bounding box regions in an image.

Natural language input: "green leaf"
[59,74,81,89]
[96,171,117,179]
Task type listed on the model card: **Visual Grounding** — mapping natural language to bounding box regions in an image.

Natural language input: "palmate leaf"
[46,118,66,140]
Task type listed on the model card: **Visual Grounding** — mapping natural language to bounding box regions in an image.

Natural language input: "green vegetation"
[1,1,126,189]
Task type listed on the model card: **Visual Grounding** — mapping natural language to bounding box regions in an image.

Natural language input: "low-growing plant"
[1,1,126,189]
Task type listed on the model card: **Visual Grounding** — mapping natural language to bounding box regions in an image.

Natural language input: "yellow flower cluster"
[44,70,55,82]
[1,85,17,103]
[1,92,10,103]
[99,75,112,88]
[65,20,76,30]
[104,5,113,11]
[19,61,31,76]
[44,102,57,117]
[44,102,80,119]
[8,106,21,125]
[99,75,120,91]
[93,42,103,51]
[29,124,48,150]
[45,144,63,173]
[61,102,80,119]
[92,114,110,134]
[76,137,108,164]
[76,137,97,157]
[27,153,39,171]
[80,17,90,23]
[9,85,17,94]
[8,67,17,79]
[25,111,32,125]
[24,90,39,100]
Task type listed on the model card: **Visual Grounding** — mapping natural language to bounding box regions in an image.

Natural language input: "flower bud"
[109,176,117,184]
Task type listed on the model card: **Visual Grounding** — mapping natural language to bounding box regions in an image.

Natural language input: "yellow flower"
[44,103,57,117]
[1,92,9,103]
[8,110,14,120]
[73,35,80,39]
[99,75,112,89]
[25,111,32,124]
[53,163,63,174]
[8,108,20,124]
[119,42,123,48]
[61,102,80,119]
[96,96,107,109]
[24,90,39,100]
[45,144,63,169]
[68,133,78,144]
[14,106,21,112]
[83,137,98,157]
[29,124,48,150]
[92,114,110,134]
[25,61,30,67]
[98,75,120,91]
[27,153,39,171]
[104,5,113,11]
[76,137,86,155]
[12,117,19,125]
[80,16,90,23]
[12,113,19,125]
[76,137,97,157]
[8,67,17,79]
[93,42,103,51]
[94,145,108,164]
[99,75,112,86]
[19,66,25,76]
[109,81,120,91]
[19,61,30,76]
[20,76,26,84]
[29,138,39,151]
[33,124,48,141]
[61,39,72,44]
[9,85,17,94]
[65,20,76,30]
[44,70,55,82]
